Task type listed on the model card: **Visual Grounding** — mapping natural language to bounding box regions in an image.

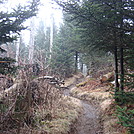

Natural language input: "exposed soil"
[64,74,103,134]
[74,101,103,134]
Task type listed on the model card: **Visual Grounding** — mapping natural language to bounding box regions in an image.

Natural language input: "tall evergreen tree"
[51,22,78,77]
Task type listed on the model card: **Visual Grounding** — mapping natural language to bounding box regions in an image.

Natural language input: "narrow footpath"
[74,100,102,134]
[63,74,103,134]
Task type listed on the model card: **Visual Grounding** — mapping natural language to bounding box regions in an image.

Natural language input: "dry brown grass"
[0,71,82,134]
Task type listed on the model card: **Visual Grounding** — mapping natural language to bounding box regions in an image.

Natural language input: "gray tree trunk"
[29,17,35,64]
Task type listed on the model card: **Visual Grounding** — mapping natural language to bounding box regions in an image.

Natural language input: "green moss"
[76,81,87,87]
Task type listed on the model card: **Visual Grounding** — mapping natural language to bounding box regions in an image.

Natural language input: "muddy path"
[73,100,103,134]
[64,75,103,134]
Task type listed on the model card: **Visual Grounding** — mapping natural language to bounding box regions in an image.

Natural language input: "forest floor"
[63,73,125,134]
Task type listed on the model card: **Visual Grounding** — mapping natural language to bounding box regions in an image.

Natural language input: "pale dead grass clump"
[103,118,120,134]
[70,87,112,102]
[100,99,113,111]
[34,96,82,134]
[64,73,84,87]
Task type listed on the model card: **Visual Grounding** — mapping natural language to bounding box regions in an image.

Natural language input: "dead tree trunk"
[50,14,54,60]
[29,17,35,64]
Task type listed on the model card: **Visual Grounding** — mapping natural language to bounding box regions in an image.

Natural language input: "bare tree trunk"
[15,36,22,66]
[50,14,54,60]
[29,17,35,64]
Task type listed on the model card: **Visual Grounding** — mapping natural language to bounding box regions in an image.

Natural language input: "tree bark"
[50,14,54,60]
[75,51,78,73]
[119,1,124,92]
[120,46,124,91]
[29,17,35,64]
[113,1,119,92]
[114,45,119,91]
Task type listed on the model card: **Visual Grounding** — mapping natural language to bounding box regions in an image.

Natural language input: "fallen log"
[100,72,114,83]
[0,82,22,100]
[34,76,65,86]
[35,76,54,80]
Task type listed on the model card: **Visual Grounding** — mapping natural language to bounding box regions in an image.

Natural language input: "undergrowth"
[0,70,80,134]
[115,106,134,134]
[114,91,134,133]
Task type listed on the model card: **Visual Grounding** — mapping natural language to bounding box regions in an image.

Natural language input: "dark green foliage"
[0,0,40,45]
[15,95,25,112]
[55,0,134,89]
[0,57,17,75]
[51,45,75,77]
[55,0,124,52]
[0,102,8,113]
[114,92,134,105]
[51,23,76,77]
[116,106,134,133]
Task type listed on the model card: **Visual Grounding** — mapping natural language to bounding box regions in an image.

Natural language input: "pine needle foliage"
[0,0,40,74]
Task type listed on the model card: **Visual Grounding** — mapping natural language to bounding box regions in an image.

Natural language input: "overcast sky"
[1,0,63,45]
[1,0,63,25]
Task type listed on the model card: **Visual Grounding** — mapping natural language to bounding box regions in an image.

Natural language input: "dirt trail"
[75,101,102,134]
[64,74,103,134]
